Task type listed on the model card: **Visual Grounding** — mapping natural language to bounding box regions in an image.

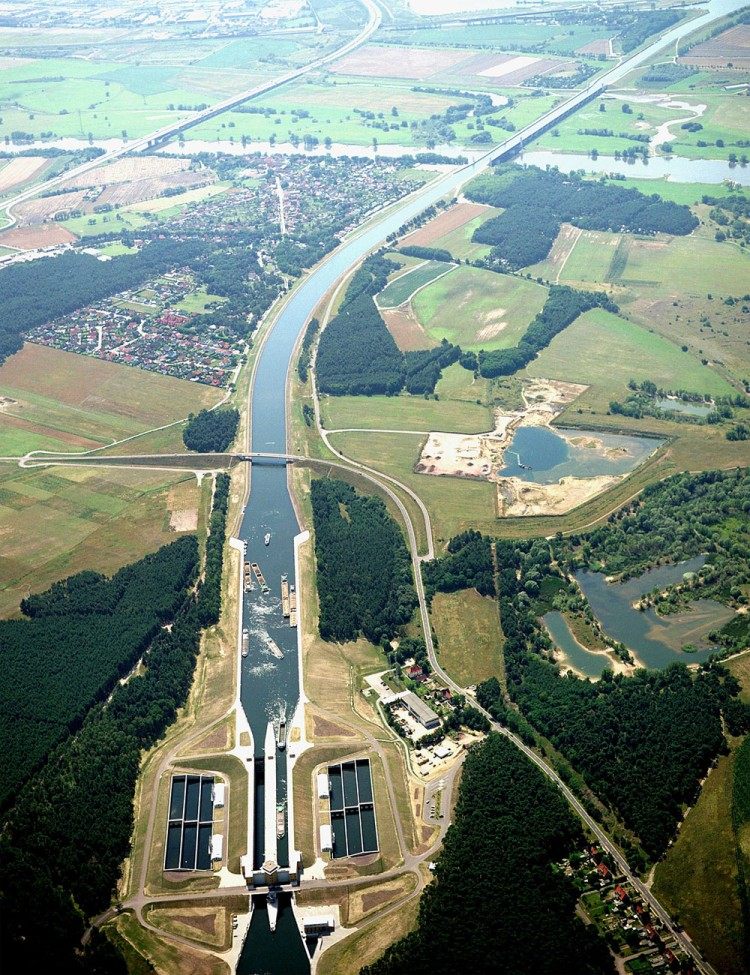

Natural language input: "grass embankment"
[105,911,228,975]
[316,893,421,975]
[431,588,505,687]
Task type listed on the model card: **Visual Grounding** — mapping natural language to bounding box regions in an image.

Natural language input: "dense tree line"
[311,479,417,644]
[297,316,320,382]
[422,530,495,601]
[316,254,463,396]
[399,245,454,263]
[0,239,205,365]
[617,8,682,51]
[0,538,199,808]
[466,165,697,270]
[182,407,240,452]
[0,476,230,974]
[478,285,617,378]
[362,733,614,975]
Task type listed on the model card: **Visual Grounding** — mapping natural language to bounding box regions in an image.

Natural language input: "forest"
[0,475,229,974]
[422,529,495,601]
[0,239,205,365]
[183,407,240,452]
[311,479,417,644]
[0,537,199,808]
[478,285,617,378]
[362,733,614,975]
[316,253,462,396]
[467,165,697,270]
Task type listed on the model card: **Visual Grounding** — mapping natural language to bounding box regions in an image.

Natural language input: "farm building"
[402,691,440,729]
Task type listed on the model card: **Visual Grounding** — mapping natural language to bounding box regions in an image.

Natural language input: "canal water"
[519,149,750,186]
[237,894,311,975]
[573,556,734,668]
[498,426,661,483]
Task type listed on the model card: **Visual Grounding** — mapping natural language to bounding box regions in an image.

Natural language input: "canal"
[233,0,747,966]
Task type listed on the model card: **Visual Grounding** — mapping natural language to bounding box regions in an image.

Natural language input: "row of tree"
[0,475,230,973]
[311,478,417,645]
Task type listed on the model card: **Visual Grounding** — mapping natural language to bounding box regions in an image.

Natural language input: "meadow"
[431,588,505,687]
[321,387,492,434]
[524,308,734,401]
[377,260,452,308]
[534,97,677,156]
[378,21,612,57]
[411,266,548,351]
[0,343,222,454]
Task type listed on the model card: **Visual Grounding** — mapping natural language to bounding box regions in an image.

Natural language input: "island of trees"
[311,478,417,644]
[183,407,240,452]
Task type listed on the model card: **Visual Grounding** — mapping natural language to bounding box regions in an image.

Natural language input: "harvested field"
[13,189,87,226]
[330,43,472,80]
[576,38,610,56]
[680,24,750,69]
[61,155,191,189]
[96,170,212,207]
[0,224,75,250]
[381,306,437,352]
[0,156,48,192]
[465,52,568,85]
[400,200,492,249]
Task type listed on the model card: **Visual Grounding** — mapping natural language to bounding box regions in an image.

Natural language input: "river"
[232,0,748,966]
[519,149,750,186]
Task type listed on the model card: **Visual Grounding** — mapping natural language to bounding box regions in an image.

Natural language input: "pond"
[498,425,662,483]
[655,397,713,417]
[543,611,614,679]
[574,556,734,668]
[519,149,750,186]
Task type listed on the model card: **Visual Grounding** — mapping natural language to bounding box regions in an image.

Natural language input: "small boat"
[241,628,249,657]
[276,802,286,838]
[265,635,284,659]
[267,889,278,932]
[281,575,290,617]
[264,532,271,546]
[277,717,287,750]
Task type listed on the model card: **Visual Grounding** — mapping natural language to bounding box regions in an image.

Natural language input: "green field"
[377,261,453,309]
[321,388,492,434]
[525,307,734,400]
[0,32,337,144]
[0,343,222,454]
[329,430,498,546]
[653,747,745,975]
[188,77,559,150]
[596,176,742,205]
[429,213,495,261]
[535,97,676,156]
[431,588,505,687]
[411,266,548,351]
[174,288,227,315]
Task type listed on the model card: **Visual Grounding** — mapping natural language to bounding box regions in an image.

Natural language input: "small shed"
[213,783,226,808]
[320,824,333,852]
[317,772,330,799]
[210,834,224,861]
[304,915,335,935]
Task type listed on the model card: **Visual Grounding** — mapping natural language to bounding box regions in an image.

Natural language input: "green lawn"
[525,307,734,399]
[377,261,453,309]
[175,288,227,315]
[321,390,492,433]
[411,266,548,351]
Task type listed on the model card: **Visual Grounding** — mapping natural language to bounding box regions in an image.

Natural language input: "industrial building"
[402,691,440,729]
[317,772,330,799]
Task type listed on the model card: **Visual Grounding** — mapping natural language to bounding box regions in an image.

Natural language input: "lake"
[499,425,662,483]
[575,556,734,668]
[543,610,614,679]
[519,149,750,186]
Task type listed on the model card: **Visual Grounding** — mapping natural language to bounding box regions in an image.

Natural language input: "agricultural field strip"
[375,261,456,309]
